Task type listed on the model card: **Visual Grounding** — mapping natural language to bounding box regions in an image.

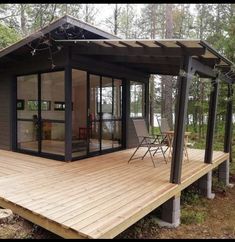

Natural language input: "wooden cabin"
[0,15,234,239]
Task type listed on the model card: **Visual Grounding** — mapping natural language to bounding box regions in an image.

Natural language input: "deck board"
[0,148,229,239]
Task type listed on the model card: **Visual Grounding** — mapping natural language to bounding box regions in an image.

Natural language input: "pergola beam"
[191,58,216,78]
[92,55,180,65]
[219,72,234,84]
[62,43,206,57]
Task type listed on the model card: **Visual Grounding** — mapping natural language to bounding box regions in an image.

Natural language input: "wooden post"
[204,76,219,163]
[170,56,194,184]
[224,83,233,154]
[65,47,72,162]
[218,83,234,187]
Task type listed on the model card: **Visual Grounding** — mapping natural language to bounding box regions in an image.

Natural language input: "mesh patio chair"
[155,116,171,155]
[156,116,193,161]
[128,119,167,167]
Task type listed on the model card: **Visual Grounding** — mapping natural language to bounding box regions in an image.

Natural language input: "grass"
[181,209,206,225]
[180,186,208,225]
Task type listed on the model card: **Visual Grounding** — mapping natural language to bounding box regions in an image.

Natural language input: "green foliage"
[0,23,21,49]
[213,178,227,193]
[181,190,201,206]
[181,189,207,225]
[181,209,206,225]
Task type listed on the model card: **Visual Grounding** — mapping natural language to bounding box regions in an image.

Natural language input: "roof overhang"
[0,17,234,84]
[56,39,235,83]
[0,15,119,60]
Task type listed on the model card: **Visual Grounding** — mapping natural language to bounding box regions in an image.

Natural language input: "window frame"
[130,81,146,118]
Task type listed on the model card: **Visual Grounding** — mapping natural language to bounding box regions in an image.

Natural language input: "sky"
[90,4,196,33]
[92,4,143,32]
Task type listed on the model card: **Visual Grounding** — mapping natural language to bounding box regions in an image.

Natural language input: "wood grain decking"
[0,148,229,238]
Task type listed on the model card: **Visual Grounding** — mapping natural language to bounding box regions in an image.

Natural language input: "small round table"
[163,130,191,162]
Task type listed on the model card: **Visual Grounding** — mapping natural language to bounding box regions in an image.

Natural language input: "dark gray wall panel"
[0,74,12,150]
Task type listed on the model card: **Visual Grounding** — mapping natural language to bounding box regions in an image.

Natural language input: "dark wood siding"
[0,48,150,151]
[0,74,12,150]
[0,50,67,151]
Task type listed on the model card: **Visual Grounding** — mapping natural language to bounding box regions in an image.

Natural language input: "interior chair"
[128,119,167,167]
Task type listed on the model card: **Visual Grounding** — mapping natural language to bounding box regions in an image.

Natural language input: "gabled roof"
[0,15,119,59]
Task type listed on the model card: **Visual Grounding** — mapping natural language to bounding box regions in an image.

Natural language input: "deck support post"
[218,159,233,187]
[204,76,219,163]
[65,47,72,162]
[170,56,194,184]
[218,83,234,187]
[198,171,215,199]
[159,193,181,228]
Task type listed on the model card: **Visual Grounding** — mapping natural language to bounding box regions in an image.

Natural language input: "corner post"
[170,56,194,184]
[218,83,234,186]
[199,76,219,198]
[65,47,72,162]
[223,83,233,154]
[204,76,219,163]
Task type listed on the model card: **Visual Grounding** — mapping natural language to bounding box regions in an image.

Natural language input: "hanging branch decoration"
[26,22,87,69]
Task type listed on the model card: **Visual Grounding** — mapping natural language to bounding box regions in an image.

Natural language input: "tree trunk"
[20,4,26,36]
[149,75,155,134]
[85,4,89,22]
[161,4,173,128]
[114,4,118,35]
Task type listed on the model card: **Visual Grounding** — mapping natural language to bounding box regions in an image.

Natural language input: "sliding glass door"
[17,74,39,152]
[17,71,65,158]
[17,69,123,160]
[88,74,123,155]
[41,72,65,156]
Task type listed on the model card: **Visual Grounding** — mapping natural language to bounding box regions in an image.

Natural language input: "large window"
[72,69,88,158]
[130,81,145,118]
[17,71,65,157]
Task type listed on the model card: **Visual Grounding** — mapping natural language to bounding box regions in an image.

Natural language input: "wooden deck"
[0,148,229,239]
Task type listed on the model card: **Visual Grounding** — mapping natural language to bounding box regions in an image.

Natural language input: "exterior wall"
[0,46,150,153]
[71,53,150,150]
[0,74,12,150]
[0,50,67,152]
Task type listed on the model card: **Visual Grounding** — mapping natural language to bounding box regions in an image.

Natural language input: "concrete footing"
[0,209,13,224]
[198,171,215,199]
[218,159,234,188]
[158,194,181,228]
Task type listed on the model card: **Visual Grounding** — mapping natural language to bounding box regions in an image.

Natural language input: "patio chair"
[156,116,193,162]
[128,119,167,167]
[155,116,171,155]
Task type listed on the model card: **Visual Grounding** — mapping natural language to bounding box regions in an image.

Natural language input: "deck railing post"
[218,83,234,186]
[65,47,72,162]
[204,76,219,163]
[170,56,194,184]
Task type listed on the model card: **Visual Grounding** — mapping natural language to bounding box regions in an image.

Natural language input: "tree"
[0,23,21,49]
[119,4,139,38]
[173,4,194,38]
[80,4,98,24]
[161,4,174,128]
[105,4,122,36]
